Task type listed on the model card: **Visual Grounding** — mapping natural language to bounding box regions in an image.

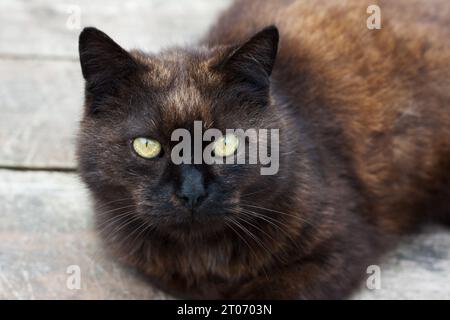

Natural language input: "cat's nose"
[176,166,207,209]
[176,189,207,208]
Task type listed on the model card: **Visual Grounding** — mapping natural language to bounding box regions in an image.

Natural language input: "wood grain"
[0,0,230,59]
[0,60,82,168]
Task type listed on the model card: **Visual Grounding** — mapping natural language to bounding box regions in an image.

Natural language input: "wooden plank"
[0,60,82,168]
[0,0,231,58]
[0,170,167,299]
[0,169,449,299]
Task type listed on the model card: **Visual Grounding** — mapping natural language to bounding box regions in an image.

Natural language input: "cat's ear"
[79,27,139,95]
[214,26,279,89]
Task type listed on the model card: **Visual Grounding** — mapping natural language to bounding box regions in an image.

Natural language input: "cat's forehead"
[135,48,218,86]
[134,49,220,128]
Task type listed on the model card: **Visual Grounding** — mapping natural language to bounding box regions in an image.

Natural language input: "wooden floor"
[0,0,449,299]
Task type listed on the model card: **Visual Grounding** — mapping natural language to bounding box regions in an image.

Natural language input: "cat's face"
[77,27,291,235]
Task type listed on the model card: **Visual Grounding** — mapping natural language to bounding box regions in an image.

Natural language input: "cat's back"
[206,0,450,91]
[207,0,450,47]
[206,0,450,124]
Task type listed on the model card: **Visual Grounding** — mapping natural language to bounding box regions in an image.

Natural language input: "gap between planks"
[0,165,77,173]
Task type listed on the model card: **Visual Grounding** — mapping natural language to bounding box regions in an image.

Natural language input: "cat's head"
[77,26,300,236]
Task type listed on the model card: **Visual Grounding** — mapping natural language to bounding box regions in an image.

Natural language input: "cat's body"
[207,0,450,232]
[77,0,450,299]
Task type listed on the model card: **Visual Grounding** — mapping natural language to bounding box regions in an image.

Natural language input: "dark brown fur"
[77,0,450,299]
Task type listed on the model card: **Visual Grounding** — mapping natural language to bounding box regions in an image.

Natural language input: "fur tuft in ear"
[78,27,139,96]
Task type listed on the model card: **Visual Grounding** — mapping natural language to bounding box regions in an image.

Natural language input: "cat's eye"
[213,133,240,157]
[132,137,162,159]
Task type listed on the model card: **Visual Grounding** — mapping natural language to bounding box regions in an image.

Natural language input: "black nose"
[176,166,207,209]
[176,190,207,208]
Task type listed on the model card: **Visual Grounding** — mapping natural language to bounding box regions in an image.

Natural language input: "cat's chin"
[167,218,226,234]
[152,217,228,239]
[138,206,230,235]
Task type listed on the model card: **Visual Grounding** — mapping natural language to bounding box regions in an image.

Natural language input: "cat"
[77,0,450,299]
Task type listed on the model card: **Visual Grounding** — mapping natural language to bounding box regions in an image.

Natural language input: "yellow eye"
[132,137,162,159]
[213,133,239,157]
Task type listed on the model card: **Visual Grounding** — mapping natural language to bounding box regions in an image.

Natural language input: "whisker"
[234,214,291,262]
[224,218,269,279]
[95,204,136,218]
[231,208,298,245]
[231,211,279,242]
[118,219,154,253]
[86,212,139,271]
[239,208,297,233]
[97,210,134,230]
[240,202,316,227]
[101,214,142,245]
[240,188,272,198]
[93,197,134,211]
[227,217,273,263]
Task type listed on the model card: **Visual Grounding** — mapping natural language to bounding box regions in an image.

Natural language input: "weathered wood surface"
[0,170,166,299]
[0,0,230,58]
[0,170,449,299]
[0,60,83,168]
